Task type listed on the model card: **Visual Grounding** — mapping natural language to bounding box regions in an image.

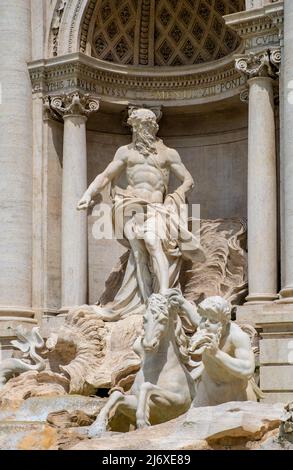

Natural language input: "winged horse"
[88,290,196,436]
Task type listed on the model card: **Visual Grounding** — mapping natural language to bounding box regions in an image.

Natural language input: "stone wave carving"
[180,218,247,305]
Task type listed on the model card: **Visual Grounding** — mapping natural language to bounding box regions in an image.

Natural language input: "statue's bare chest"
[126,149,169,171]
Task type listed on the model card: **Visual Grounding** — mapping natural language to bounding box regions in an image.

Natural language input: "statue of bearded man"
[77,108,204,320]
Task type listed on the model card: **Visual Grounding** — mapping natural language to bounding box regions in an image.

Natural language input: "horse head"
[142,290,180,353]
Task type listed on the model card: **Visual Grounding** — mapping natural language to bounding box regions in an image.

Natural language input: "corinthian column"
[48,93,99,312]
[279,0,293,302]
[0,1,34,322]
[235,49,280,303]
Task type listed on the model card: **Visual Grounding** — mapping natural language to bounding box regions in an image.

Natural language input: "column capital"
[235,48,281,80]
[43,92,100,121]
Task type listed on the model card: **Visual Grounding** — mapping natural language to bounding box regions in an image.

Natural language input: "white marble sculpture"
[88,289,198,437]
[188,296,258,406]
[0,326,45,389]
[77,108,205,319]
[0,109,257,430]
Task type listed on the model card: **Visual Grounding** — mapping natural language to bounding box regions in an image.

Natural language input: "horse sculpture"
[88,291,196,436]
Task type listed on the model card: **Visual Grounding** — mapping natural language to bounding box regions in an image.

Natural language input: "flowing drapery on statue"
[92,189,205,320]
[77,108,205,320]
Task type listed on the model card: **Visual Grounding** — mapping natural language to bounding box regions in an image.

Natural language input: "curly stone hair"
[198,296,231,324]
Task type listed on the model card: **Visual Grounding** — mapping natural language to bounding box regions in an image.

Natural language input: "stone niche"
[86,100,248,301]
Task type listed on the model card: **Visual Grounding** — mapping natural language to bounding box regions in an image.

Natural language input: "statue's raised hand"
[77,194,93,210]
[167,289,185,307]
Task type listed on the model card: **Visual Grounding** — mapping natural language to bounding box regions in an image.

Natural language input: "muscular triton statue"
[188,296,260,405]
[77,108,204,320]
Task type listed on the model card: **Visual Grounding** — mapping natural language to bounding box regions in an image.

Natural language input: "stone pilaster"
[46,92,99,312]
[235,49,280,303]
[0,1,35,329]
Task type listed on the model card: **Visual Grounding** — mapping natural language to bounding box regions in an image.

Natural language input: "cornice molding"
[29,51,249,107]
[224,1,283,52]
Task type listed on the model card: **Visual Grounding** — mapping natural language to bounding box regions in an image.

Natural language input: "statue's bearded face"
[128,109,159,156]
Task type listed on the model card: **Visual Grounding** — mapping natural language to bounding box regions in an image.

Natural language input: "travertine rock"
[0,371,69,405]
[66,401,284,450]
[0,398,284,450]
[0,395,105,423]
[47,410,96,428]
[0,395,105,450]
[279,401,293,443]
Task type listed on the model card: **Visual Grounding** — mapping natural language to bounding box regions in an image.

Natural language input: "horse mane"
[147,293,168,316]
[147,293,191,366]
[174,315,191,365]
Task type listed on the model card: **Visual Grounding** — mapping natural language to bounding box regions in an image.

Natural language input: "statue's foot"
[136,419,150,429]
[88,420,107,438]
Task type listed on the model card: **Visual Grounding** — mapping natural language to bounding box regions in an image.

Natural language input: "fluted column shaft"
[48,93,99,312]
[235,49,280,303]
[279,0,293,302]
[61,114,88,310]
[246,76,277,302]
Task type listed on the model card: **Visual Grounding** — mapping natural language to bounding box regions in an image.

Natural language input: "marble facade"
[0,0,292,407]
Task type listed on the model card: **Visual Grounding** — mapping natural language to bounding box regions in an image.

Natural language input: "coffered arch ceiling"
[86,0,245,67]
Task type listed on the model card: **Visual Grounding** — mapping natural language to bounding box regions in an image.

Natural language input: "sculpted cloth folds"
[92,187,205,321]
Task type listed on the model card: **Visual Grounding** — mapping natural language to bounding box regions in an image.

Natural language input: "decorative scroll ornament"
[240,88,249,103]
[43,92,100,120]
[235,48,281,79]
[270,47,282,71]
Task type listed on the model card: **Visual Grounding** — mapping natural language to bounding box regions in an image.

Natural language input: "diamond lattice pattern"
[92,0,244,66]
[92,0,138,64]
[155,0,242,65]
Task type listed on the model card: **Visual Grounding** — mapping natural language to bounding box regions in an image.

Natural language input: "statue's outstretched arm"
[77,148,127,210]
[169,149,195,197]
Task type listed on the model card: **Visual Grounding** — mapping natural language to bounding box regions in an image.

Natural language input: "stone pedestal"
[48,93,99,312]
[255,305,293,403]
[237,303,293,403]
